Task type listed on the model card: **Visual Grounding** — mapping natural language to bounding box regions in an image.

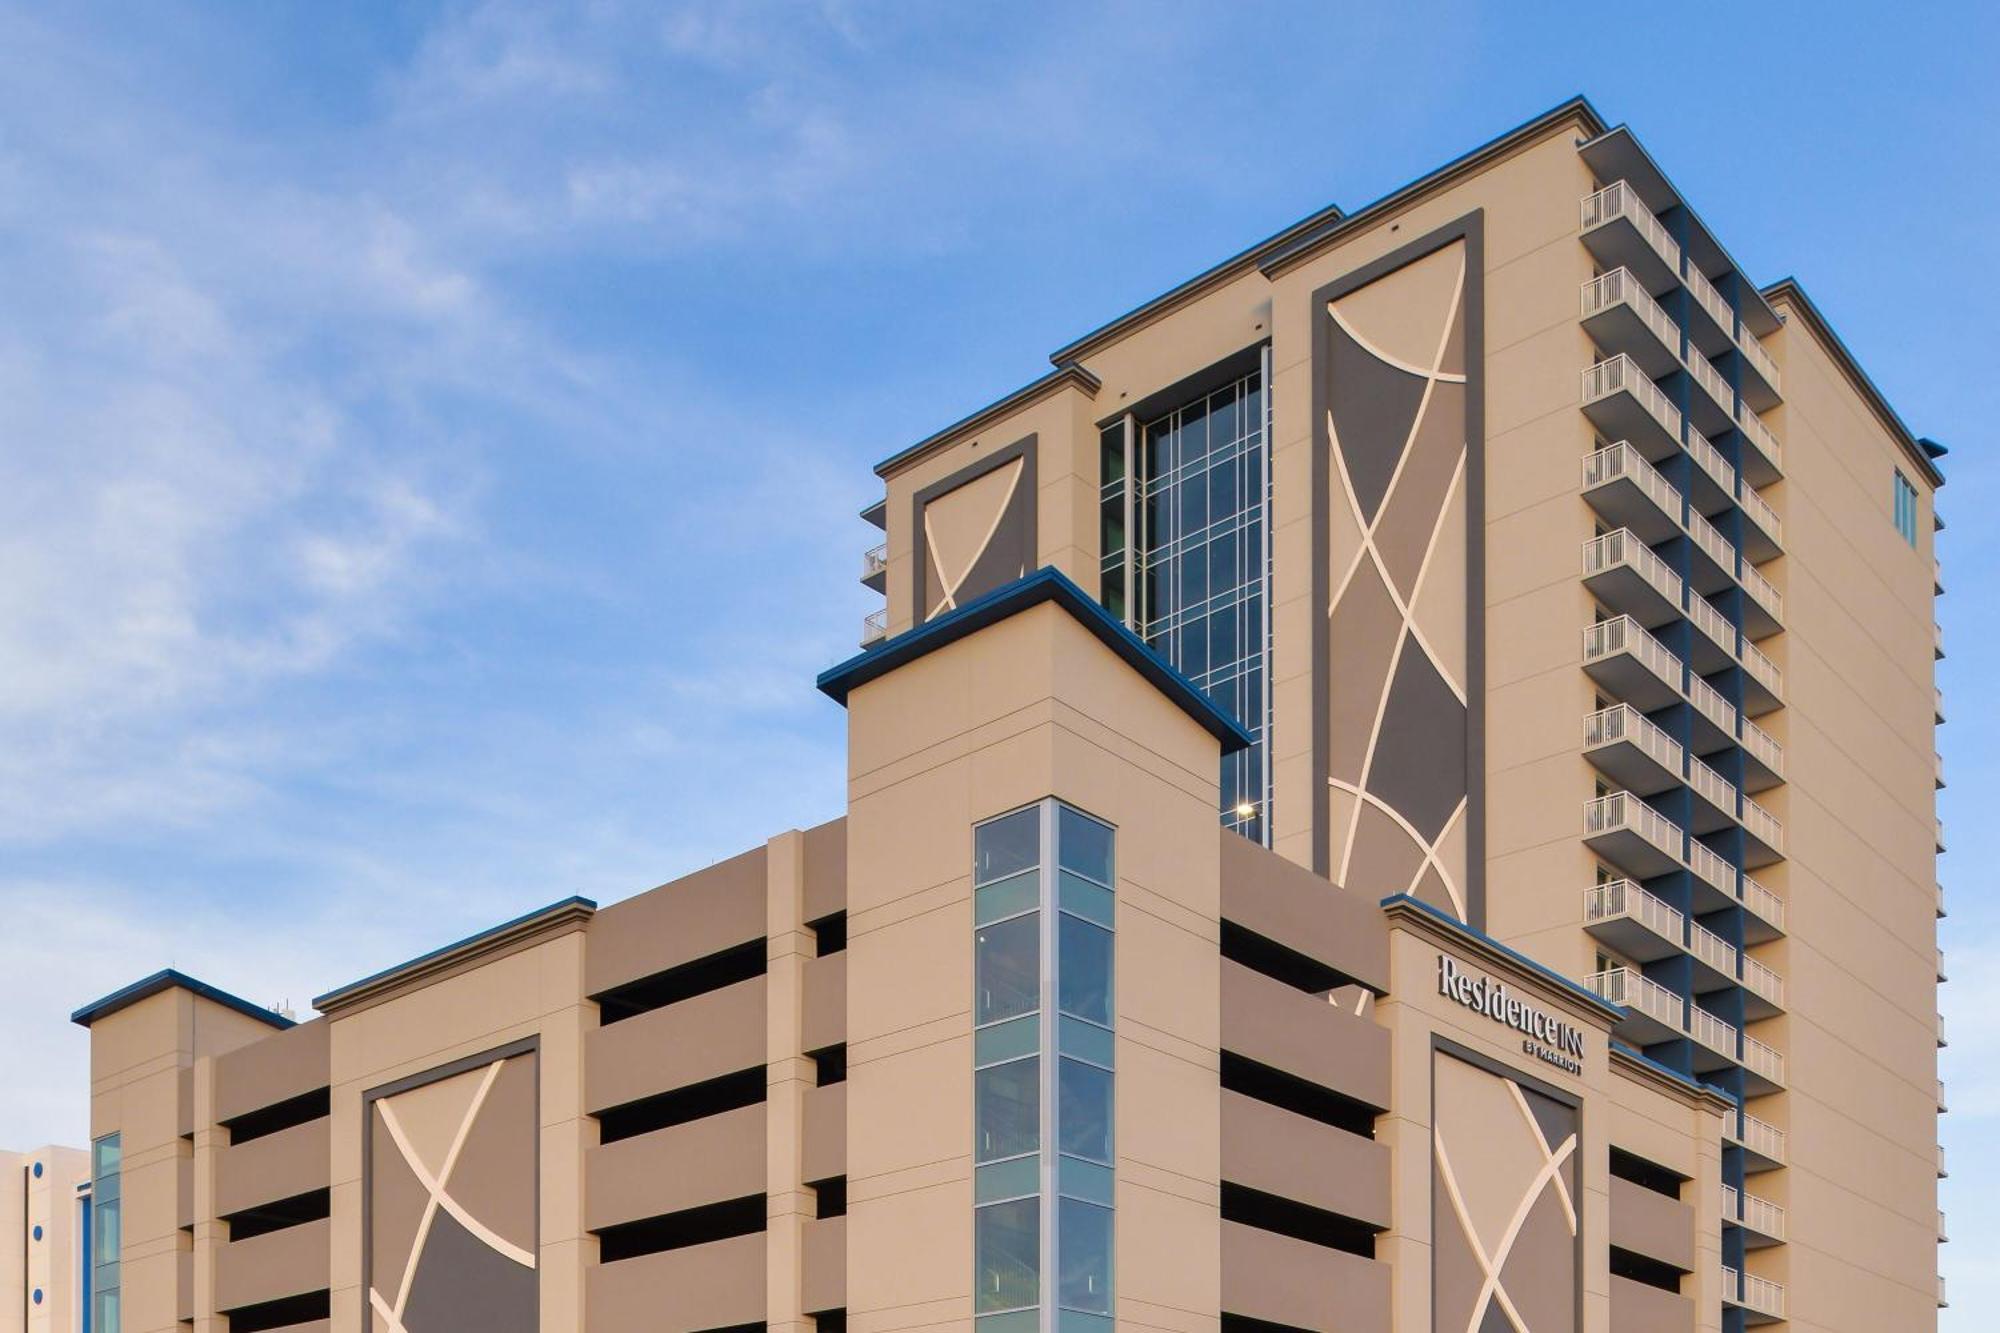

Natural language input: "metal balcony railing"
[1684,666,1740,738]
[1742,1032,1785,1085]
[861,607,888,645]
[1583,615,1681,688]
[1738,480,1781,545]
[1581,181,1681,271]
[1586,704,1685,775]
[1740,636,1784,701]
[1740,716,1784,778]
[1741,955,1785,1010]
[1583,793,1684,864]
[1586,967,1684,1030]
[1741,560,1784,622]
[1686,425,1738,497]
[1583,356,1684,442]
[1688,918,1737,976]
[861,542,888,581]
[1722,1265,1787,1319]
[1583,442,1683,521]
[1685,264,1736,340]
[1584,879,1685,942]
[1740,405,1784,473]
[1583,268,1682,356]
[1686,346,1736,417]
[1741,874,1785,933]
[1686,507,1736,575]
[1688,1003,1739,1058]
[1687,753,1739,819]
[1724,1185,1788,1241]
[1683,588,1737,661]
[1687,839,1736,897]
[1742,794,1784,854]
[1737,326,1782,395]
[1730,1109,1787,1164]
[1584,528,1685,607]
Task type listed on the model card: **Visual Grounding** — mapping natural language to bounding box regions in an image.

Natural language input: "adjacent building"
[70,96,1945,1333]
[4,1145,90,1333]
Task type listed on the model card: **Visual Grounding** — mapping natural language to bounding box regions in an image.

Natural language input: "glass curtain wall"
[973,802,1116,1333]
[1099,360,1272,842]
[90,1133,121,1333]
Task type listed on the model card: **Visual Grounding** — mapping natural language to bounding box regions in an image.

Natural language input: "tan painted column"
[765,830,812,1333]
[190,1055,226,1333]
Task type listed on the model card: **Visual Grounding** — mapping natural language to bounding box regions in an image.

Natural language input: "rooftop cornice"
[872,363,1100,480]
[72,968,293,1031]
[1611,1041,1738,1116]
[312,896,596,1016]
[1761,277,1945,489]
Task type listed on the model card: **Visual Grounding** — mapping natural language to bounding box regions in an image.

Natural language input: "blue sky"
[2,0,1993,1318]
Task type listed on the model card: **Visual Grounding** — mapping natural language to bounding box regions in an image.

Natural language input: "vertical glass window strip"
[1053,805,1114,1332]
[974,802,1116,1333]
[1134,370,1270,842]
[1098,423,1130,626]
[90,1133,120,1333]
[1894,472,1918,546]
[974,810,1041,1330]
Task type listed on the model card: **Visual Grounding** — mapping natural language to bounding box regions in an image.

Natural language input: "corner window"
[1894,472,1919,546]
[90,1133,121,1333]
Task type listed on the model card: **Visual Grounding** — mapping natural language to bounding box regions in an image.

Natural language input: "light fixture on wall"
[1234,801,1258,819]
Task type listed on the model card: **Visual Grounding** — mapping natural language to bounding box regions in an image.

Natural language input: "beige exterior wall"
[1754,293,1942,1329]
[843,599,1223,1333]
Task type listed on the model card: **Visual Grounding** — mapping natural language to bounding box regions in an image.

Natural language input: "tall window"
[91,1134,121,1333]
[974,802,1115,1333]
[1098,360,1273,843]
[1893,471,1919,546]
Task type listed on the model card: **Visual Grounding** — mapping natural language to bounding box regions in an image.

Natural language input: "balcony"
[1580,181,1682,291]
[1683,346,1738,437]
[1686,917,1738,986]
[1583,528,1684,628]
[1938,1011,1947,1048]
[1938,882,1947,919]
[1739,561,1783,638]
[860,606,887,647]
[1935,751,1945,790]
[1584,793,1684,878]
[1680,589,1737,677]
[1728,1109,1786,1171]
[1934,620,1945,661]
[1586,967,1684,1044]
[1937,947,1947,983]
[1935,686,1945,724]
[1739,637,1783,717]
[1740,794,1784,866]
[1740,954,1785,1017]
[1741,874,1784,941]
[860,541,888,592]
[1583,616,1683,711]
[1583,356,1683,459]
[1683,669,1740,752]
[1584,705,1685,796]
[1739,716,1784,791]
[1687,1003,1740,1072]
[1935,817,1946,854]
[1734,327,1783,410]
[1582,443,1683,542]
[1724,1184,1787,1245]
[1738,406,1783,484]
[1684,843,1784,941]
[1683,508,1737,598]
[1682,263,1737,354]
[1737,479,1782,560]
[1583,880,1686,964]
[1685,753,1739,834]
[1939,1143,1948,1178]
[1581,270,1682,377]
[1741,1031,1785,1093]
[1723,1265,1786,1324]
[1939,1078,1948,1112]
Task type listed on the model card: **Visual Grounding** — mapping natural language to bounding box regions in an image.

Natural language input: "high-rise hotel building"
[70,98,1944,1333]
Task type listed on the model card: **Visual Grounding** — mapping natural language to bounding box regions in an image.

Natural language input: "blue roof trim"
[1610,1040,1738,1104]
[311,895,598,1011]
[815,567,1254,754]
[1378,893,1624,1023]
[72,968,292,1030]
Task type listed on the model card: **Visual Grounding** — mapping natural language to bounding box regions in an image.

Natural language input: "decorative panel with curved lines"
[911,436,1038,625]
[1312,215,1484,924]
[366,1046,537,1333]
[1432,1049,1579,1333]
